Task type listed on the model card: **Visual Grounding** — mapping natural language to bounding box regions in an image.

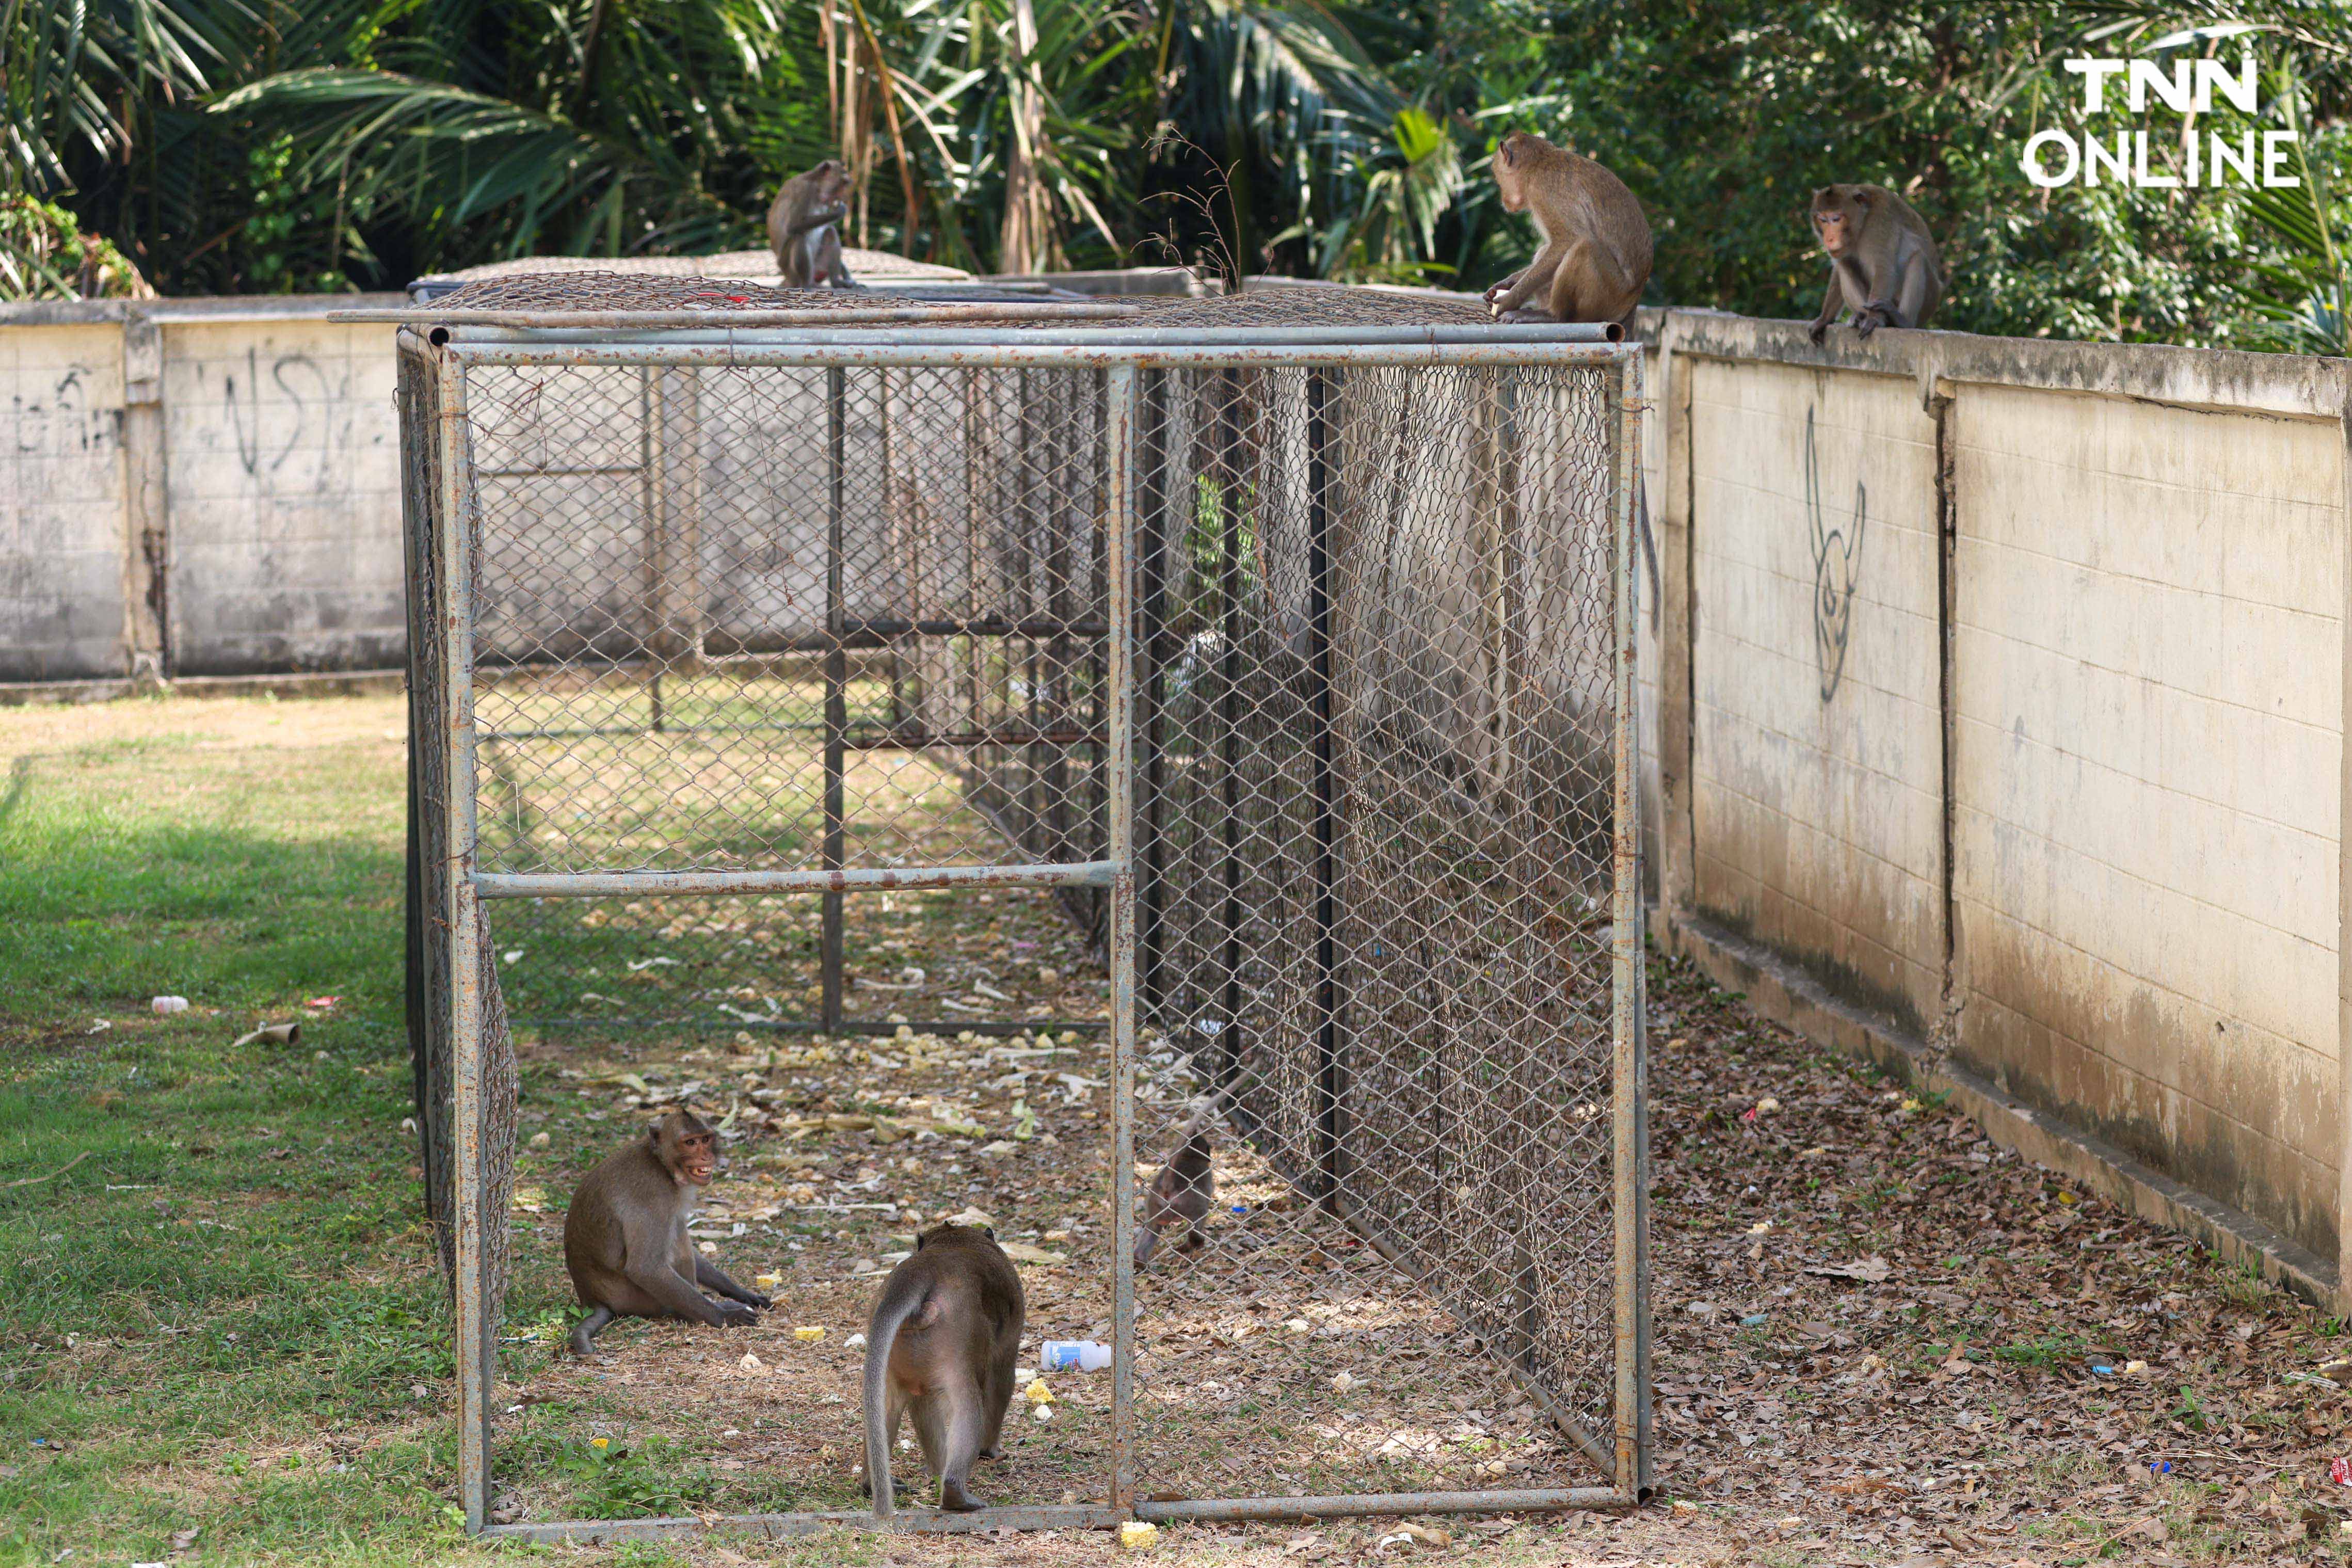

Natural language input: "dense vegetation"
[3,0,2347,345]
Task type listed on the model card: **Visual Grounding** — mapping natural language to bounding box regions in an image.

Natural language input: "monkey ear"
[982,1226,997,1240]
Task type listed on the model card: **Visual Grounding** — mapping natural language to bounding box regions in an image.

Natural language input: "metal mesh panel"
[394,289,1641,1534]
[399,342,521,1316]
[460,361,1111,1030]
[1129,364,1624,1498]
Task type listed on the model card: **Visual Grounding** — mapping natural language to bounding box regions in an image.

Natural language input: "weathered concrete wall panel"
[1688,357,1945,1031]
[0,326,128,681]
[1949,383,2345,1256]
[161,320,404,675]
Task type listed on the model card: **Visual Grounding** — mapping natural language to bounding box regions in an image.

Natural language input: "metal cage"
[377,278,1648,1542]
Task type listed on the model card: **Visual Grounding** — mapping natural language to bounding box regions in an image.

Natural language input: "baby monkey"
[563,1109,770,1357]
[1482,131,1653,331]
[862,1223,1025,1515]
[1806,184,1943,343]
[769,158,856,290]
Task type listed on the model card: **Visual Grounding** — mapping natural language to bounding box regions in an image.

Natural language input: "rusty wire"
[399,287,1638,1528]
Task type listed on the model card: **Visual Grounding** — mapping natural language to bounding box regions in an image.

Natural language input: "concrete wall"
[1687,359,1945,1033]
[0,297,408,683]
[1948,384,2345,1255]
[1642,309,2352,1292]
[0,325,132,681]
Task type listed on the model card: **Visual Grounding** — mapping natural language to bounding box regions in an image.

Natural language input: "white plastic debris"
[151,996,189,1015]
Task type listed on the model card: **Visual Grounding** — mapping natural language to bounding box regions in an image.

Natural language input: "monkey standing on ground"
[1806,184,1943,344]
[563,1109,771,1358]
[1482,131,1653,331]
[768,159,856,290]
[862,1223,1025,1515]
[1134,1126,1214,1268]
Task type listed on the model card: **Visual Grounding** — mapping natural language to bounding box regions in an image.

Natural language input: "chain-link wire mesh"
[399,283,1639,1527]
[458,359,1114,1031]
[1128,362,1626,1500]
[399,339,521,1321]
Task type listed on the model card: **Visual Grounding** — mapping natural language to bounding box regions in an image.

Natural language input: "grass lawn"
[0,694,1613,1568]
[13,691,2339,1568]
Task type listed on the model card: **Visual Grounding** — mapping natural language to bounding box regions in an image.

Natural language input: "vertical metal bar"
[1135,370,1169,1018]
[641,366,665,732]
[1214,370,1244,1094]
[1103,364,1139,1518]
[1304,369,1345,1204]
[823,367,848,1035]
[1608,346,1648,1500]
[436,345,491,1532]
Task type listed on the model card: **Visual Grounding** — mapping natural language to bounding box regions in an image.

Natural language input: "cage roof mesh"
[425,247,968,285]
[419,270,1497,328]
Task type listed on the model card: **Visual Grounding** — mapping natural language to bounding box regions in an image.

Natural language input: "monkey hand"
[716,1299,759,1327]
[1807,320,1830,346]
[744,1288,774,1310]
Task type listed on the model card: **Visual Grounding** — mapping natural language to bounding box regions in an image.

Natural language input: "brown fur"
[861,1224,1025,1515]
[563,1109,769,1357]
[1134,1128,1214,1267]
[1482,131,1653,330]
[768,159,855,289]
[1806,183,1943,343]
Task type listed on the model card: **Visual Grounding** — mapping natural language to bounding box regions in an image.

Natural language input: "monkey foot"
[940,1482,986,1512]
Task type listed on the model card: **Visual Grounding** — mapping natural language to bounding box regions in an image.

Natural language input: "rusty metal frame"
[413,325,1647,1542]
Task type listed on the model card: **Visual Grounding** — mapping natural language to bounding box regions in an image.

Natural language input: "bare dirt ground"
[493,922,2352,1566]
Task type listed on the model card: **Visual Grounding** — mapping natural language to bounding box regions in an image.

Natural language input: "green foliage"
[4,0,2349,345]
[1523,0,2352,345]
[0,194,152,297]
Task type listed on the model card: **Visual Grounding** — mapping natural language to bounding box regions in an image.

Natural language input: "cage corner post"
[1105,361,1140,1521]
[433,341,495,1532]
[1608,343,1651,1506]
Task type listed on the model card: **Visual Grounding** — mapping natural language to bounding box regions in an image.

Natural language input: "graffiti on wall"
[1804,406,1866,702]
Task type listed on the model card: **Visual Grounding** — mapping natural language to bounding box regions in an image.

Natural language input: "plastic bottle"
[1039,1340,1111,1372]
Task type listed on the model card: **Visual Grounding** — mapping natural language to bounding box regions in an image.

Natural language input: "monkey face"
[1811,186,1865,257]
[675,1130,720,1184]
[652,1111,724,1184]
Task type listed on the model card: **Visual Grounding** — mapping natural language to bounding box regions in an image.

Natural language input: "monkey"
[563,1109,770,1358]
[861,1223,1025,1515]
[1806,184,1943,345]
[768,159,856,290]
[1482,131,1653,331]
[1134,1126,1214,1268]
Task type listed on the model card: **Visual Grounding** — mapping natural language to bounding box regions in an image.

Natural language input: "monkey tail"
[863,1286,923,1519]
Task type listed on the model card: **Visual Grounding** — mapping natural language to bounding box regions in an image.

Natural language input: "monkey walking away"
[563,1109,771,1358]
[1806,183,1943,343]
[768,158,856,290]
[862,1223,1026,1514]
[1482,131,1653,331]
[1134,1123,1215,1268]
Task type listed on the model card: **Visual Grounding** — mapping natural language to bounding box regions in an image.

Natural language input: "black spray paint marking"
[225,348,330,476]
[1804,405,1866,703]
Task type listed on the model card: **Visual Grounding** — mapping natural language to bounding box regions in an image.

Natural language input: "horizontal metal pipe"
[524,1015,1108,1036]
[448,340,1632,372]
[482,1503,1123,1544]
[1133,1487,1630,1523]
[330,302,1143,329]
[473,860,1120,897]
[439,321,1617,348]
